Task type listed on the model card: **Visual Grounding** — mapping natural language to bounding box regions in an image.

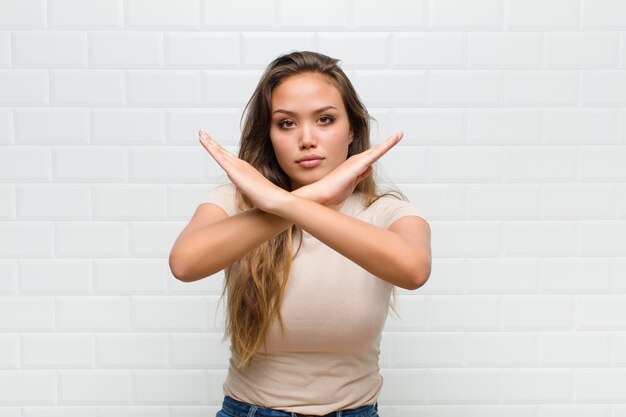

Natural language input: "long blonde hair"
[224,51,390,368]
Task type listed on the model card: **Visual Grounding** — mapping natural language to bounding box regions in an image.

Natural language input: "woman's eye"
[278,120,294,128]
[319,116,334,124]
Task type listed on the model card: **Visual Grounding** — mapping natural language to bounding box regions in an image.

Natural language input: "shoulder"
[200,183,238,217]
[358,192,427,229]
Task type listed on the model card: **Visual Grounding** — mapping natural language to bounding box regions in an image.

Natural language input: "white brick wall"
[0,0,625,415]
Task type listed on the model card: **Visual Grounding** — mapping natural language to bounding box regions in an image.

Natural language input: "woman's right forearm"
[169,207,293,282]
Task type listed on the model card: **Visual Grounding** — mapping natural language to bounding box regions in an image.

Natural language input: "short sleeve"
[370,195,427,229]
[200,183,239,217]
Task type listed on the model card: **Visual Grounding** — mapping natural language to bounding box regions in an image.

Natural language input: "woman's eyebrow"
[272,105,337,116]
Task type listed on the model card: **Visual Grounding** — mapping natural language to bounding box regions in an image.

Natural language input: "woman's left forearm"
[272,193,430,290]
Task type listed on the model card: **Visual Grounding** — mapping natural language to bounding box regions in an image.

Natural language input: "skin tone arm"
[169,130,431,290]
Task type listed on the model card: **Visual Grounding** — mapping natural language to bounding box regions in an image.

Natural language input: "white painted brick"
[538,405,610,417]
[617,259,626,292]
[544,109,618,144]
[393,333,463,367]
[206,369,227,402]
[429,296,499,330]
[543,184,616,219]
[582,71,626,105]
[615,405,626,417]
[469,109,540,144]
[430,0,501,29]
[0,70,48,105]
[501,295,574,330]
[429,147,502,182]
[17,184,90,220]
[577,295,626,330]
[133,370,206,404]
[504,71,578,105]
[541,258,612,294]
[97,334,167,368]
[91,109,165,144]
[579,221,626,256]
[581,146,626,180]
[429,370,499,403]
[0,260,17,294]
[127,71,202,107]
[203,70,261,106]
[168,184,218,220]
[167,109,241,146]
[0,109,12,144]
[0,297,54,331]
[171,406,215,417]
[131,222,182,256]
[22,334,93,368]
[540,332,610,366]
[170,333,229,368]
[377,146,427,182]
[131,296,206,331]
[504,221,577,256]
[22,407,97,417]
[317,34,389,68]
[0,185,15,220]
[166,33,239,68]
[56,222,128,257]
[279,0,348,28]
[575,370,626,402]
[57,296,129,331]
[94,259,166,294]
[353,0,426,28]
[507,0,579,29]
[0,335,19,368]
[582,0,626,29]
[378,369,428,403]
[469,184,540,219]
[130,148,204,182]
[433,222,500,257]
[15,109,88,144]
[465,259,540,294]
[384,295,427,330]
[504,147,577,181]
[241,33,315,68]
[0,408,20,417]
[467,333,536,366]
[0,371,56,405]
[14,31,86,67]
[0,223,53,257]
[0,0,45,28]
[469,33,540,68]
[204,0,274,28]
[126,0,200,28]
[351,71,427,106]
[97,407,169,417]
[393,33,466,69]
[620,109,626,143]
[0,32,10,67]
[462,405,538,417]
[51,70,124,106]
[60,371,131,404]
[502,370,572,402]
[399,184,465,220]
[53,147,126,182]
[614,332,626,365]
[90,32,163,68]
[429,71,501,106]
[545,33,618,68]
[93,185,165,220]
[392,109,465,145]
[413,258,463,295]
[19,259,92,294]
[49,0,121,28]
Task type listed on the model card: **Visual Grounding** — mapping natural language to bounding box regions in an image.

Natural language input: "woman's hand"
[297,131,404,208]
[198,129,289,213]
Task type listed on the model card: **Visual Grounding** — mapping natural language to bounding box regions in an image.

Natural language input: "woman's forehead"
[271,73,344,112]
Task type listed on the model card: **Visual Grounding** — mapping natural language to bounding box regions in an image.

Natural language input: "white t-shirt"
[202,183,425,415]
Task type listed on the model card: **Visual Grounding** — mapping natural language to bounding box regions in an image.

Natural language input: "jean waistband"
[221,395,378,417]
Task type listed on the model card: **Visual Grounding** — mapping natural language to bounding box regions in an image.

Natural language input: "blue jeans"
[216,395,379,417]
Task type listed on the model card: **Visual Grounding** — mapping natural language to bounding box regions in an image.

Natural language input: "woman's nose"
[299,125,317,149]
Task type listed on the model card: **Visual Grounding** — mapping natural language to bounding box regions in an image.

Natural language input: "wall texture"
[1,0,626,415]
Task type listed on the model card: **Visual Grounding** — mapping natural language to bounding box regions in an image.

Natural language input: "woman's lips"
[296,155,323,168]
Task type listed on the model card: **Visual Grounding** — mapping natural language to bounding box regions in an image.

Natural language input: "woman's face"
[269,72,353,189]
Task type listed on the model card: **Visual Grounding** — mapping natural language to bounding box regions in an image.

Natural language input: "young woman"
[169,51,431,417]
